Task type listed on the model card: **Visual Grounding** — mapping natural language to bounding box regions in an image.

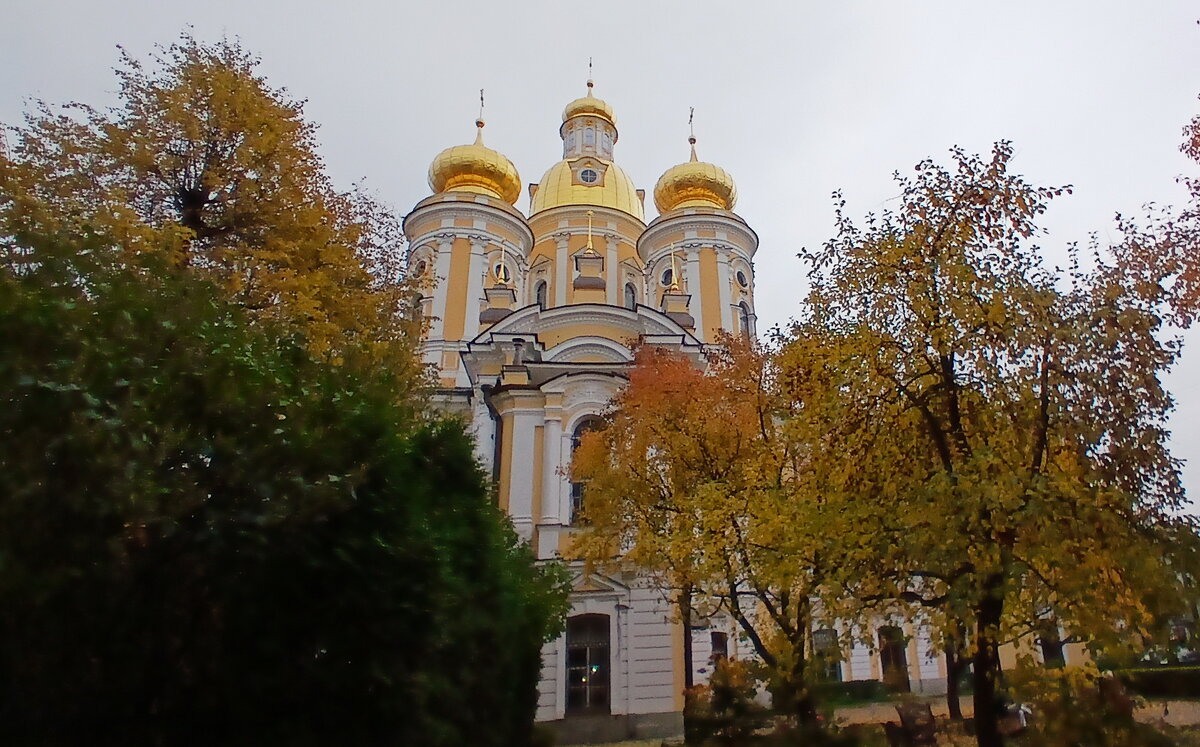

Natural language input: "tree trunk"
[768,636,818,726]
[972,583,1005,747]
[680,585,697,746]
[945,620,968,721]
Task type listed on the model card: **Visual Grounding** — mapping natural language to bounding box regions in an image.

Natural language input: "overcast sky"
[4,1,1199,501]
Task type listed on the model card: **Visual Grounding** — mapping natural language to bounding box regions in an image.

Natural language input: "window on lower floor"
[813,628,842,682]
[566,614,610,714]
[569,417,602,524]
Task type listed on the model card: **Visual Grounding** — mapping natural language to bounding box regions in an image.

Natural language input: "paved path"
[833,696,1200,728]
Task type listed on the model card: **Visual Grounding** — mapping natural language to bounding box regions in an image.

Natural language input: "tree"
[0,35,420,373]
[778,142,1196,746]
[0,236,568,745]
[571,338,833,727]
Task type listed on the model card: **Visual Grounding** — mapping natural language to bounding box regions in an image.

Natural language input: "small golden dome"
[562,81,616,126]
[653,137,737,213]
[427,120,522,204]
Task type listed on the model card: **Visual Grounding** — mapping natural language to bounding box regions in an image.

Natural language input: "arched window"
[738,302,752,337]
[570,416,602,524]
[534,280,548,308]
[624,282,637,310]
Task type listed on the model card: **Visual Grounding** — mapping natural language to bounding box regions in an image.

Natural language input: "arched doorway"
[566,614,610,714]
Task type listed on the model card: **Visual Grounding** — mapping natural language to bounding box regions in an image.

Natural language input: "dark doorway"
[566,614,611,714]
[878,625,911,693]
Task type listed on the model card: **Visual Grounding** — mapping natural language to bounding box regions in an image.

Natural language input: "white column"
[507,402,544,542]
[540,415,563,525]
[555,235,569,306]
[606,235,619,306]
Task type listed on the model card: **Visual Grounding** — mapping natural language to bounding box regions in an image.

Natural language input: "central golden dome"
[529,159,644,220]
[654,138,737,213]
[562,81,616,126]
[427,120,522,204]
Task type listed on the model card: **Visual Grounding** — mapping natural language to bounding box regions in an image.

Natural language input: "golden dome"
[427,120,522,204]
[530,159,645,221]
[562,81,616,126]
[653,138,737,213]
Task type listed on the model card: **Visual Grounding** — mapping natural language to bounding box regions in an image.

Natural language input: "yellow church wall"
[497,412,515,513]
[699,248,722,341]
[441,237,473,342]
[453,217,473,228]
[538,323,638,350]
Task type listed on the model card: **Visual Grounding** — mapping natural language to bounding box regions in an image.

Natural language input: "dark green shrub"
[811,679,889,705]
[1117,666,1200,698]
[0,241,569,746]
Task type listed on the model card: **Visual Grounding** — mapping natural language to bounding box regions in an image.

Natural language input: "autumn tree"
[779,142,1196,747]
[0,35,419,373]
[572,338,836,727]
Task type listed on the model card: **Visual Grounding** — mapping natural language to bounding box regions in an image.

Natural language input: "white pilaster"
[606,235,620,306]
[555,236,569,307]
[541,415,564,525]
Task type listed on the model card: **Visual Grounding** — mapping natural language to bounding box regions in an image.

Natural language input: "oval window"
[736,269,749,287]
[661,268,674,287]
[580,168,599,184]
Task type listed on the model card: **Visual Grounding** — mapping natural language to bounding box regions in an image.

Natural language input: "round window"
[493,263,511,283]
[579,168,599,184]
[661,268,674,286]
[736,270,749,287]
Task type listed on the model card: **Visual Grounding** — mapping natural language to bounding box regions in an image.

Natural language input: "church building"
[403,81,953,742]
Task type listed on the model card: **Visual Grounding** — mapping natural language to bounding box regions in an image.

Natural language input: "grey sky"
[4,1,1199,500]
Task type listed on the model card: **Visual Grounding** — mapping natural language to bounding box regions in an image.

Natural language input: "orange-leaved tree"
[780,142,1196,747]
[0,34,421,376]
[571,337,836,725]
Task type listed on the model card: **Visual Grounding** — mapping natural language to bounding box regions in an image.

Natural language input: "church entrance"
[566,614,610,714]
[878,625,911,693]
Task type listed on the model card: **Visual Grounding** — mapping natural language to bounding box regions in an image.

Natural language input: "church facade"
[403,83,955,741]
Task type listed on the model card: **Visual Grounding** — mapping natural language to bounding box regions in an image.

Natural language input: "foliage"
[571,337,830,722]
[0,237,568,745]
[0,34,421,373]
[1008,663,1173,747]
[778,141,1197,746]
[686,659,772,745]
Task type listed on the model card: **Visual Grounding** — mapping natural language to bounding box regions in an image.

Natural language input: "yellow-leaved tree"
[0,35,420,377]
[779,142,1197,747]
[572,338,836,727]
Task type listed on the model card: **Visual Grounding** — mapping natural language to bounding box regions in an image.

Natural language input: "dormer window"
[579,168,598,184]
